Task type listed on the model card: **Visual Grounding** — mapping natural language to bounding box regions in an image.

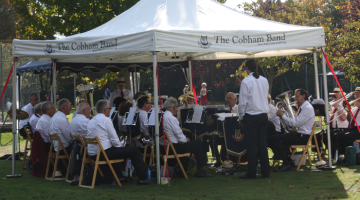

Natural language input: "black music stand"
[222,119,247,175]
[123,112,141,141]
[185,109,207,140]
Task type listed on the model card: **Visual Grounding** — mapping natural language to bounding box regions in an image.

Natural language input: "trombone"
[349,97,360,106]
[326,93,354,125]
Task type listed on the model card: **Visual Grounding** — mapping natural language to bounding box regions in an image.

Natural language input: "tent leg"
[153,51,160,184]
[53,60,57,107]
[313,48,320,99]
[7,57,21,178]
[188,60,193,91]
[321,47,332,168]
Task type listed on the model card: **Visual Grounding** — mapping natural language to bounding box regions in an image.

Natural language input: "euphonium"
[275,91,296,132]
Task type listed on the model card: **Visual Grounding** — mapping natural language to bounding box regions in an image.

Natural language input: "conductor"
[238,59,270,179]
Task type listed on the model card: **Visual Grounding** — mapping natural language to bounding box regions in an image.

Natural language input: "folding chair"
[21,127,33,170]
[162,132,190,179]
[289,123,322,170]
[65,134,85,183]
[79,136,124,189]
[45,133,70,181]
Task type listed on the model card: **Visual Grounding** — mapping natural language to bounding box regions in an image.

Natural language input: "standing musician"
[318,88,349,158]
[109,77,133,106]
[29,103,43,134]
[336,87,360,162]
[267,94,281,135]
[238,59,270,179]
[268,89,315,172]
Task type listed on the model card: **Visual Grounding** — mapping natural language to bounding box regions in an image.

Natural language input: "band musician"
[268,89,315,172]
[267,94,281,136]
[19,93,39,139]
[109,77,133,106]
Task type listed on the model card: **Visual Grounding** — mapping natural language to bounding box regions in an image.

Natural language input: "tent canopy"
[16,61,52,76]
[12,0,325,62]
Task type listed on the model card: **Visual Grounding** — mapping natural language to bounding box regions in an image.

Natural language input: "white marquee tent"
[11,0,332,182]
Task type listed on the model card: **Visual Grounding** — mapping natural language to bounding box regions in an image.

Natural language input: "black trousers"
[57,146,72,176]
[267,131,310,165]
[160,140,207,171]
[317,128,346,157]
[91,146,147,180]
[243,113,269,177]
[337,127,360,155]
[208,135,226,163]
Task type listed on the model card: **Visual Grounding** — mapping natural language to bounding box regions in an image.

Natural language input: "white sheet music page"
[126,107,137,125]
[109,107,116,118]
[215,113,238,121]
[149,108,159,126]
[192,105,203,123]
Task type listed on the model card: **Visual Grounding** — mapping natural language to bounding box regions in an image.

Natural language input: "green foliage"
[0,0,19,40]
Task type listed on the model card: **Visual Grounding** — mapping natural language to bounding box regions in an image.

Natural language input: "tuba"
[275,91,296,133]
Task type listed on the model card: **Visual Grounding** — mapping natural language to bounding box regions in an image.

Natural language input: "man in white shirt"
[49,98,72,177]
[238,59,270,179]
[29,103,42,135]
[19,93,39,139]
[226,92,238,114]
[267,94,281,135]
[136,96,152,149]
[70,102,91,138]
[268,89,315,172]
[87,99,154,185]
[36,102,56,151]
[109,77,133,106]
[162,97,214,178]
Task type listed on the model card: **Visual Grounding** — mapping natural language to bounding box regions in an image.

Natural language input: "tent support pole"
[53,60,57,107]
[153,51,160,184]
[8,57,21,178]
[321,47,332,167]
[313,48,320,99]
[188,60,193,91]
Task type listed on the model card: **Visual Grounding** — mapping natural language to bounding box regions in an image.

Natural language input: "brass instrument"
[349,97,360,106]
[178,94,189,108]
[275,91,296,133]
[326,93,353,125]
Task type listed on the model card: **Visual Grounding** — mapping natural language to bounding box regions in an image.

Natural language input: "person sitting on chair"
[226,92,238,114]
[87,99,155,185]
[49,98,72,178]
[118,101,133,138]
[136,96,153,149]
[19,93,39,139]
[267,94,281,136]
[29,103,43,135]
[70,102,91,139]
[162,97,214,178]
[267,89,315,172]
[36,102,56,152]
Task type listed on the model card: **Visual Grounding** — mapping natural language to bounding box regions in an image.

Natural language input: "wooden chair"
[139,131,153,165]
[65,134,85,183]
[289,123,322,170]
[21,126,33,170]
[162,132,190,179]
[79,136,124,189]
[45,133,70,181]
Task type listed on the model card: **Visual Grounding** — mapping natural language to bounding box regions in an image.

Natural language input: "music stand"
[122,112,140,140]
[185,109,207,140]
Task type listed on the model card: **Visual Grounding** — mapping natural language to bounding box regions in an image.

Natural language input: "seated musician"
[226,92,238,114]
[111,97,126,134]
[162,97,214,178]
[19,93,39,139]
[267,94,281,135]
[87,99,154,184]
[49,98,73,178]
[134,91,147,109]
[70,102,91,139]
[319,88,349,158]
[118,101,133,139]
[176,91,195,121]
[29,103,43,135]
[136,96,153,149]
[36,102,56,151]
[267,89,315,172]
[336,87,360,163]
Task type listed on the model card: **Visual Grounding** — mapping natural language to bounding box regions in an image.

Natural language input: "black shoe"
[195,170,214,178]
[212,162,222,168]
[138,179,156,185]
[273,164,291,172]
[239,173,256,179]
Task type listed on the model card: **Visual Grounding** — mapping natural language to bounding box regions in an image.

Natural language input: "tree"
[235,0,346,93]
[0,0,19,40]
[9,0,140,40]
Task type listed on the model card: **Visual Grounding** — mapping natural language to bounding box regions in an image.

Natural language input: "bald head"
[77,102,91,118]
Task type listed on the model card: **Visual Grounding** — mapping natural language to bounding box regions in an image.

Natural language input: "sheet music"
[148,108,160,126]
[205,105,217,108]
[126,107,137,125]
[187,104,195,109]
[109,107,116,118]
[215,113,238,121]
[192,105,203,123]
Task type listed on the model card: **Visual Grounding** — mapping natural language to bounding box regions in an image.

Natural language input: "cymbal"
[7,109,29,120]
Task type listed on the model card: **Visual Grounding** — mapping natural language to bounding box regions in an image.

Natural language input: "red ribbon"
[190,61,198,104]
[0,57,16,103]
[320,47,360,133]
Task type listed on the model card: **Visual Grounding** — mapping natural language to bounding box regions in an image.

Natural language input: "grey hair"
[41,102,53,114]
[227,92,237,99]
[96,99,109,113]
[163,97,178,109]
[57,98,69,111]
[33,103,42,114]
[77,103,88,112]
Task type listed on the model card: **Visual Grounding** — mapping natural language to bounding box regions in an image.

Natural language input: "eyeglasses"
[332,95,338,99]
